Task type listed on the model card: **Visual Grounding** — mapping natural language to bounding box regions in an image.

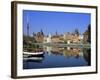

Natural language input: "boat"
[23,51,44,57]
[23,56,44,62]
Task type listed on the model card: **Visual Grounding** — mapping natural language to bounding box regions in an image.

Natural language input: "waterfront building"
[63,32,80,44]
[32,30,84,44]
[33,30,44,43]
[43,34,52,43]
[51,34,64,43]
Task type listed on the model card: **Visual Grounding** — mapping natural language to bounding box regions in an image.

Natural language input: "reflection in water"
[23,46,91,69]
[83,48,91,65]
[44,46,83,57]
[24,56,44,63]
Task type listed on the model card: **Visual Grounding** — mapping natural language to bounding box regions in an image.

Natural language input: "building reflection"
[23,55,44,63]
[83,48,91,65]
[44,46,82,57]
[63,47,81,57]
[23,45,91,65]
[43,46,90,65]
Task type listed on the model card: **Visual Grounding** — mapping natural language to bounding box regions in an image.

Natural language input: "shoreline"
[32,42,91,48]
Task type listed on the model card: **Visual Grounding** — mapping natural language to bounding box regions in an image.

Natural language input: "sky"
[23,10,91,36]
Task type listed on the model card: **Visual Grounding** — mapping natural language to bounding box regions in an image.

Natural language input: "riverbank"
[32,42,91,48]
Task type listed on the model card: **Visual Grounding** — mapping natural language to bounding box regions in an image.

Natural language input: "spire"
[56,30,58,35]
[40,29,44,36]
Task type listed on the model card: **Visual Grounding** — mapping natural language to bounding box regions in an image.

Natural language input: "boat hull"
[23,52,44,57]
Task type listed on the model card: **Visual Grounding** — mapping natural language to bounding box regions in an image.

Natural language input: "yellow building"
[51,35,64,43]
[63,33,81,44]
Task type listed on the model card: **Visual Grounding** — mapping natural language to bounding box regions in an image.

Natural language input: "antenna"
[27,14,29,37]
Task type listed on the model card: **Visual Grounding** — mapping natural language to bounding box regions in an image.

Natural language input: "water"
[23,46,91,69]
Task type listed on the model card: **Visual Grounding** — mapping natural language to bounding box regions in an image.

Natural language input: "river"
[23,46,91,69]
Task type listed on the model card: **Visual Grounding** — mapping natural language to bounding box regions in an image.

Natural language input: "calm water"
[23,46,91,69]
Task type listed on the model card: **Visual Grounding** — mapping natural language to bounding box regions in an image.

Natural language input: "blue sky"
[23,10,90,36]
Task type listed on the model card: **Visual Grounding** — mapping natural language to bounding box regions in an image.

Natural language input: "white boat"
[23,57,43,61]
[23,51,44,56]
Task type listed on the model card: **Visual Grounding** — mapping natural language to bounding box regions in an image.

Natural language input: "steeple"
[56,30,58,35]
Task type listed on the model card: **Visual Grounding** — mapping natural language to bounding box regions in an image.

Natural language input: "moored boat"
[23,56,44,62]
[23,51,44,57]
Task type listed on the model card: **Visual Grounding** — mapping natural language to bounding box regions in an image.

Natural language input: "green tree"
[87,24,91,43]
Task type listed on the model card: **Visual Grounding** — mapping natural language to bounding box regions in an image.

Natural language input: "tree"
[87,24,91,43]
[83,24,91,43]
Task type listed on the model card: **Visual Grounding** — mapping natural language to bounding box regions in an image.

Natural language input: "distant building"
[33,30,84,44]
[63,33,81,44]
[79,34,83,40]
[44,34,63,43]
[44,34,52,43]
[33,30,44,43]
[83,30,89,43]
[51,35,64,43]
